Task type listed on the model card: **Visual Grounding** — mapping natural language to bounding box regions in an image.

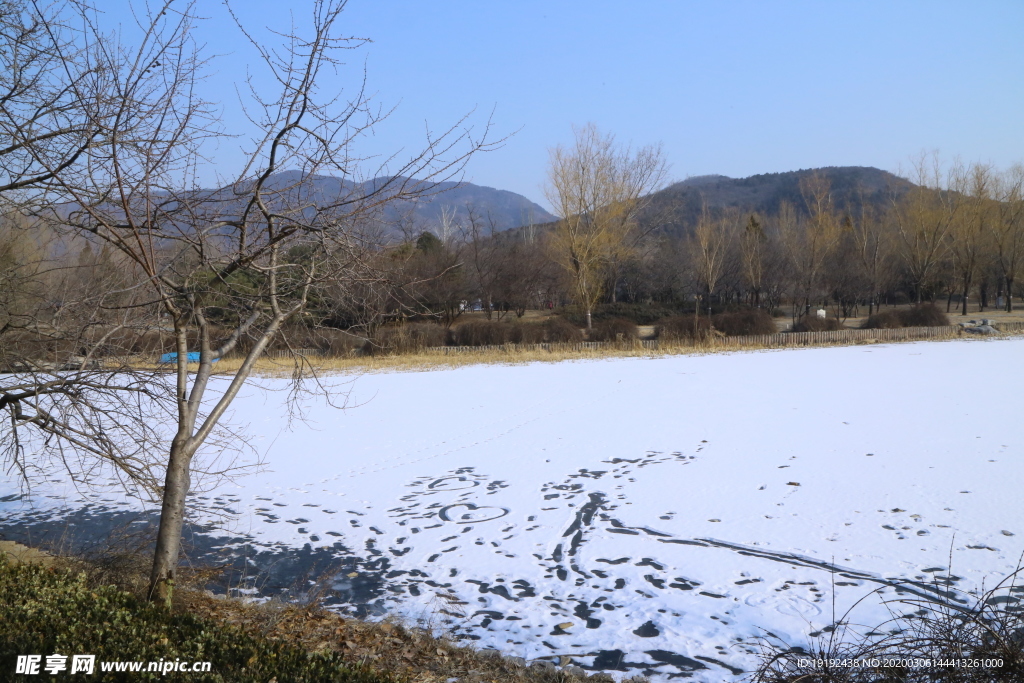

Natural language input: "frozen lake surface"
[3,338,1023,681]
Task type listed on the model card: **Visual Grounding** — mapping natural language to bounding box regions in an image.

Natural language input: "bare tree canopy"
[545,124,667,329]
[1,0,497,607]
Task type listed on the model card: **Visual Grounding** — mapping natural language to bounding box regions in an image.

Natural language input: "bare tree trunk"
[149,436,195,608]
[1008,276,1015,312]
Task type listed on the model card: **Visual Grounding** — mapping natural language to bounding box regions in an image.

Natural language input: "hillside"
[256,171,555,238]
[641,165,914,236]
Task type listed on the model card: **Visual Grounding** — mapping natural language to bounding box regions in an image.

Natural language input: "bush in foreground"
[0,557,387,683]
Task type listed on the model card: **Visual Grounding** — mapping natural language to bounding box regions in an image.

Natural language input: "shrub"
[861,304,950,330]
[542,317,584,343]
[364,323,447,355]
[710,309,778,336]
[277,326,366,355]
[587,318,640,342]
[790,316,846,332]
[861,310,903,329]
[655,315,712,341]
[506,322,545,345]
[899,302,950,327]
[449,321,545,346]
[0,557,388,683]
[560,302,683,326]
[450,320,503,346]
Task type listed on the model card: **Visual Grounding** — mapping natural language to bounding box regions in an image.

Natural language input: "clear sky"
[118,0,1024,209]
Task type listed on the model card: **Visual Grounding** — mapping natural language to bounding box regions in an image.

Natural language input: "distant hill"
[252,171,555,238]
[639,166,915,236]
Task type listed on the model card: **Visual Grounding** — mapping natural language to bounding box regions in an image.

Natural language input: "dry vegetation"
[753,571,1024,683]
[2,542,637,683]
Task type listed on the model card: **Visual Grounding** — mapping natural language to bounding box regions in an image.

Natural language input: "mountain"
[256,171,555,238]
[639,166,915,236]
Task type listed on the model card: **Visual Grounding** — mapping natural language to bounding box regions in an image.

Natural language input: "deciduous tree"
[545,124,666,329]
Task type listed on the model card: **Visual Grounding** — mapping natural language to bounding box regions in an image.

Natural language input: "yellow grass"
[207,334,967,377]
[122,325,1023,378]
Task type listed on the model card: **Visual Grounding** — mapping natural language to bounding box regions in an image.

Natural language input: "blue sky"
[132,0,1024,208]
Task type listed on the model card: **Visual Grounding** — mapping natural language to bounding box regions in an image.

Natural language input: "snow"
[3,338,1023,681]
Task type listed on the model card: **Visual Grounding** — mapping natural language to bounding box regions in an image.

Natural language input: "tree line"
[322,148,1024,336]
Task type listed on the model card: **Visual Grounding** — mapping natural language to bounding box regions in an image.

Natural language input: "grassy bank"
[0,549,622,683]
[0,554,390,682]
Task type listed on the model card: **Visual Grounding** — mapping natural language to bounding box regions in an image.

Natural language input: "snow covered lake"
[2,338,1023,681]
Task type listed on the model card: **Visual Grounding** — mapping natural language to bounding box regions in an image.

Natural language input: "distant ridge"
[642,166,913,235]
[251,171,555,237]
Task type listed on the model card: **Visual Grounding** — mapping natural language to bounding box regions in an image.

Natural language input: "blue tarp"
[158,352,217,364]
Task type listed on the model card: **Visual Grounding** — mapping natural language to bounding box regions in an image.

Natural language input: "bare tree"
[739,213,768,308]
[795,173,842,315]
[991,165,1024,311]
[1,0,181,495]
[690,205,731,314]
[891,155,964,303]
[545,123,666,330]
[848,192,894,316]
[0,0,106,200]
[4,0,495,608]
[949,164,994,315]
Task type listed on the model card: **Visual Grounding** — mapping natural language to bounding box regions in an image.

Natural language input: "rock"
[562,665,587,678]
[507,656,527,667]
[588,674,616,683]
[530,660,556,672]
